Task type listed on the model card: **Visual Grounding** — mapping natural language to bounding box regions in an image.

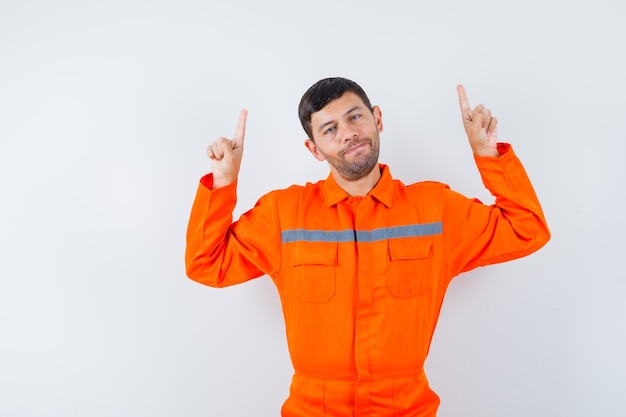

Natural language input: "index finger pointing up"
[457,84,471,114]
[232,109,247,149]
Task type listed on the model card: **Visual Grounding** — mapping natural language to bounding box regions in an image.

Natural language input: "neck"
[332,165,382,197]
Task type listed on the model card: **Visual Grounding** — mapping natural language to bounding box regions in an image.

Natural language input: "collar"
[324,164,394,208]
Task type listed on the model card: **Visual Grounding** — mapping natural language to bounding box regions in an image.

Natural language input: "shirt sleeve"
[184,174,282,287]
[443,143,551,276]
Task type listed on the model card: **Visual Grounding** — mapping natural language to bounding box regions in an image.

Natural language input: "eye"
[324,126,336,135]
[350,114,361,120]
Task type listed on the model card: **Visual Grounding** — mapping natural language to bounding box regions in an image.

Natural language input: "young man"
[185,77,550,416]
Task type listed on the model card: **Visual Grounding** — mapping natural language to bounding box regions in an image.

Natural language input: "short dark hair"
[298,77,373,140]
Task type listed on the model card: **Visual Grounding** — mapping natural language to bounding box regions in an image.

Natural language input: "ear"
[372,105,384,133]
[304,139,326,162]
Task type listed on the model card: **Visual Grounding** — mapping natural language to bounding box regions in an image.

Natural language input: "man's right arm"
[185,110,281,286]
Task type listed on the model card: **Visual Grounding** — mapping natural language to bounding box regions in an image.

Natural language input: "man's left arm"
[444,86,551,275]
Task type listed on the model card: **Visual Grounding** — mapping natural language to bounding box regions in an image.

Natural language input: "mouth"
[343,142,369,156]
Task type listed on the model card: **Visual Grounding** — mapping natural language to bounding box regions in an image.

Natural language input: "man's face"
[306,92,383,182]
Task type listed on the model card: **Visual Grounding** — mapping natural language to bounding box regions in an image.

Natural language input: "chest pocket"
[291,241,337,303]
[386,237,434,298]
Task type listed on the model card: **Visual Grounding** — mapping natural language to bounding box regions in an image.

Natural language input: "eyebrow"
[317,105,363,134]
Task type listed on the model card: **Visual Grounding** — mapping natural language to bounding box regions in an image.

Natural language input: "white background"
[1,0,624,416]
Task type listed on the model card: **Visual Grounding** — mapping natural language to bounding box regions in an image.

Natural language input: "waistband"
[293,368,425,381]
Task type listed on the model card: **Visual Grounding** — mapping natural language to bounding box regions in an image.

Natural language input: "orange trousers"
[282,372,440,416]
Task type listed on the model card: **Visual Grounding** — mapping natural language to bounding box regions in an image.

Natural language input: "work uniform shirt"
[185,144,550,417]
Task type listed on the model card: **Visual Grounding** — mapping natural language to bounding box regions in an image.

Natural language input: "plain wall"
[1,0,624,416]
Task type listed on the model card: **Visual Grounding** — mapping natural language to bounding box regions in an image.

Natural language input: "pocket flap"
[291,241,338,266]
[388,237,433,261]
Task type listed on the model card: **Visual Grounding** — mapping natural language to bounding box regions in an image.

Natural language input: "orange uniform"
[185,143,550,416]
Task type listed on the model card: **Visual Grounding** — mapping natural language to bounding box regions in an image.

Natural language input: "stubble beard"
[325,136,380,182]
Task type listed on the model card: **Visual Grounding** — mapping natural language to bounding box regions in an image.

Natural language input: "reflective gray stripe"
[357,222,442,242]
[281,229,356,243]
[281,222,442,243]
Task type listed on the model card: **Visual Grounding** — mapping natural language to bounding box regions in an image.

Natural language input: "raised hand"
[457,85,499,157]
[206,109,247,189]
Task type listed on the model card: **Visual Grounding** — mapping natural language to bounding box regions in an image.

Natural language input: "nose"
[340,123,358,142]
